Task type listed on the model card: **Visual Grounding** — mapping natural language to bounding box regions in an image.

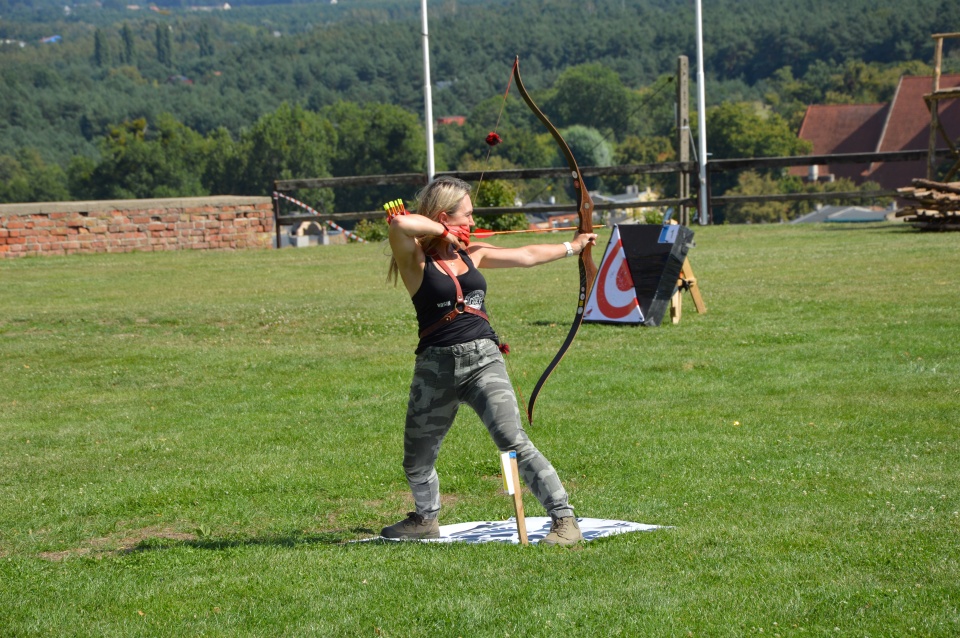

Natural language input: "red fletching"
[498,342,510,355]
[485,132,503,147]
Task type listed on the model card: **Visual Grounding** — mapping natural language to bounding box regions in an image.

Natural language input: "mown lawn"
[1,223,958,636]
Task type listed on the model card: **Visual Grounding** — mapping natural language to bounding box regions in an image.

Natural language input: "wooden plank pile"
[896,178,960,230]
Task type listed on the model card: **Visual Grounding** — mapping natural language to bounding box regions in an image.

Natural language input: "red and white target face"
[591,238,641,321]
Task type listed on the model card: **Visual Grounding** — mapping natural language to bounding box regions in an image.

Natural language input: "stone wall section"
[0,196,274,259]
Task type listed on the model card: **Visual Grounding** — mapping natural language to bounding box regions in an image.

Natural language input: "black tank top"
[411,250,498,353]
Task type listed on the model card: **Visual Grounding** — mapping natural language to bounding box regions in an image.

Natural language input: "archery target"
[585,224,694,326]
[584,226,643,323]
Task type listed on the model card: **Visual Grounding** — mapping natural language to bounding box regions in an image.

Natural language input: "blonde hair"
[387,177,472,285]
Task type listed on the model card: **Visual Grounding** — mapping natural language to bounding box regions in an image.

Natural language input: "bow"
[512,56,598,425]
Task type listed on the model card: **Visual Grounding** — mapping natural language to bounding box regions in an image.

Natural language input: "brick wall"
[0,196,274,259]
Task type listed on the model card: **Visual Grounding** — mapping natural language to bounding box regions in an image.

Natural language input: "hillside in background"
[1,0,958,210]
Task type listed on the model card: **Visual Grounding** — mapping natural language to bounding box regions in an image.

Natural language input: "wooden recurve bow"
[511,56,599,425]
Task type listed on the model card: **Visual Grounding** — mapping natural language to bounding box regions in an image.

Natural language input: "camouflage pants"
[403,338,573,520]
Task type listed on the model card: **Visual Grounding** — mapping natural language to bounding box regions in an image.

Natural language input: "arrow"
[472,225,604,238]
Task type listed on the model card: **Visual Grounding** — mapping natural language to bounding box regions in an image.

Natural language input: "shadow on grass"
[130,527,379,554]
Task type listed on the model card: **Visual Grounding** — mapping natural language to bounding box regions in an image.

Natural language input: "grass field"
[1,223,958,636]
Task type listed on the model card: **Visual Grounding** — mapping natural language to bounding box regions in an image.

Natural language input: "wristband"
[563,241,574,257]
[440,223,450,240]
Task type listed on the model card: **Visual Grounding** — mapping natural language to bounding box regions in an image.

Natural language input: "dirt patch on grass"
[38,526,198,562]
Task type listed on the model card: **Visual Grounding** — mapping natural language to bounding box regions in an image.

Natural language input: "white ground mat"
[380,517,663,544]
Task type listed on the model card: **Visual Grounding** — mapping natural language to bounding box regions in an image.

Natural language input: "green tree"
[545,64,631,139]
[155,23,172,66]
[120,23,136,65]
[626,75,678,140]
[560,125,612,193]
[83,115,209,199]
[707,102,809,161]
[318,101,424,212]
[201,127,243,196]
[610,135,676,196]
[463,95,557,171]
[197,23,214,58]
[433,121,465,173]
[0,149,70,204]
[66,155,97,200]
[763,66,814,129]
[93,29,110,68]
[353,218,389,242]
[0,0,952,186]
[474,179,526,231]
[320,102,424,176]
[723,171,793,224]
[704,101,812,205]
[238,103,336,205]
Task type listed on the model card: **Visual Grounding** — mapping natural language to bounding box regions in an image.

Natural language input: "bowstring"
[476,58,529,421]
[475,57,518,204]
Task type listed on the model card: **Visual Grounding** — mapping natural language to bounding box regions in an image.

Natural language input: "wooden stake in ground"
[500,451,528,545]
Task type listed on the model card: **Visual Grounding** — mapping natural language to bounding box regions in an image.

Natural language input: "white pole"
[695,0,709,224]
[420,0,436,181]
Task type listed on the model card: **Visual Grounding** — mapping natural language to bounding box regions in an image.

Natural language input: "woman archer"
[381,176,595,546]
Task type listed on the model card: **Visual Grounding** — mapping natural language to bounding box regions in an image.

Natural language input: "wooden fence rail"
[272,149,956,235]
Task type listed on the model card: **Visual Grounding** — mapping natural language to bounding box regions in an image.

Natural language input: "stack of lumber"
[896,178,960,230]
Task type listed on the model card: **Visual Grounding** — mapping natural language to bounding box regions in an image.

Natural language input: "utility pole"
[694,0,709,224]
[420,0,435,181]
[676,55,690,227]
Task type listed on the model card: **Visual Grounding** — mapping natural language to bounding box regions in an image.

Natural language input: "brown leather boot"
[540,516,583,546]
[381,512,440,540]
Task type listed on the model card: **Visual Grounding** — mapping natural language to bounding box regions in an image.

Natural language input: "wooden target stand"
[669,257,706,324]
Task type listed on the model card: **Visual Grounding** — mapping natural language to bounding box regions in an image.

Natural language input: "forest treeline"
[1,0,959,222]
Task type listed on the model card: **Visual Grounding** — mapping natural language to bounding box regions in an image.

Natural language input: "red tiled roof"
[876,74,960,152]
[793,74,960,190]
[865,74,960,187]
[798,103,888,154]
[790,103,887,180]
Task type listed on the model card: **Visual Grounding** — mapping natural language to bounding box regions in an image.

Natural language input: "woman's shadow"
[127,526,380,554]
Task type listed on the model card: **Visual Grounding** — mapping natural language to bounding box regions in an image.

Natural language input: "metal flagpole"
[420,0,436,182]
[694,0,709,224]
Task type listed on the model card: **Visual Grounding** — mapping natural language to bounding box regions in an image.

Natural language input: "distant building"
[593,185,660,223]
[519,196,579,231]
[791,205,894,224]
[188,3,231,10]
[519,186,662,229]
[525,211,580,230]
[790,74,960,190]
[436,116,466,126]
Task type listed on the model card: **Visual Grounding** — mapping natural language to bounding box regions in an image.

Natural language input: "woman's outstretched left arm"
[469,232,596,269]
